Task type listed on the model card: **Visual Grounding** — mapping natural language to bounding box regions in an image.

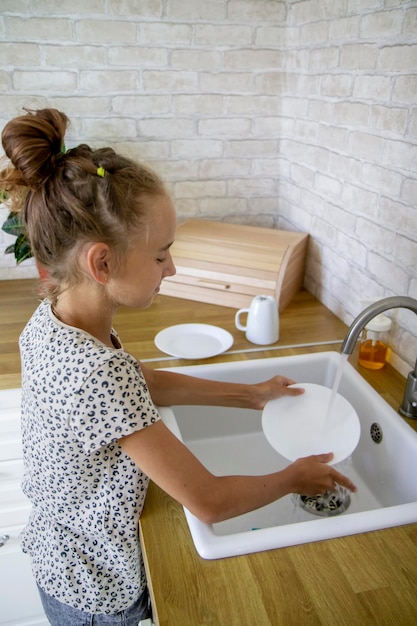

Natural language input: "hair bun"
[1,108,69,188]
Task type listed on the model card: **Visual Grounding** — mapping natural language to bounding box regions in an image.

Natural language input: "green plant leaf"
[14,233,32,264]
[2,211,33,263]
[2,212,25,237]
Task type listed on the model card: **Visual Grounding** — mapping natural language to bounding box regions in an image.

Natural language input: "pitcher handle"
[235,308,250,331]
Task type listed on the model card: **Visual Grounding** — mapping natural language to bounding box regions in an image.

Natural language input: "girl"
[0,108,356,626]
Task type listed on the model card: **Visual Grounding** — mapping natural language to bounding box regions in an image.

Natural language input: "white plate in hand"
[262,383,361,465]
[154,323,234,359]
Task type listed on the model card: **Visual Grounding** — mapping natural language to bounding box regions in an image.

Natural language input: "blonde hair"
[0,108,166,300]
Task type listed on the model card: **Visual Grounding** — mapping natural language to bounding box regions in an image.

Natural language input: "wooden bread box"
[160,219,309,311]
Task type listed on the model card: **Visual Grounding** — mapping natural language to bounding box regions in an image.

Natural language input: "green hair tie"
[97,166,106,177]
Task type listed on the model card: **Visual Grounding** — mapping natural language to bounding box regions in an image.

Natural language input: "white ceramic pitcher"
[235,295,279,345]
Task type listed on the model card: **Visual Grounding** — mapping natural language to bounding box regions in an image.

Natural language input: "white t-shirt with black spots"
[19,299,161,614]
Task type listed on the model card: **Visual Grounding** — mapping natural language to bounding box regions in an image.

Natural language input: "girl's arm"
[138,360,304,410]
[120,420,356,524]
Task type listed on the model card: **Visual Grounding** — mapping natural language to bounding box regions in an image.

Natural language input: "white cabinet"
[0,388,48,626]
[0,526,48,626]
[0,388,155,626]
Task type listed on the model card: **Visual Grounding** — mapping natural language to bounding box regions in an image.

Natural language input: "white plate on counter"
[262,383,361,465]
[154,323,234,359]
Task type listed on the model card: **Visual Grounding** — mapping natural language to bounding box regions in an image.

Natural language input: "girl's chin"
[143,293,158,308]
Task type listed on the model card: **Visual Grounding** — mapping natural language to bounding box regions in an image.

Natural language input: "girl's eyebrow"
[159,241,174,252]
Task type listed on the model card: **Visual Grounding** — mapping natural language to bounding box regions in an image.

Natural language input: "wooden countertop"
[1,279,417,625]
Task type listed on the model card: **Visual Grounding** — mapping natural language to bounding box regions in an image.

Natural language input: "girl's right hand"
[120,422,357,524]
[285,452,357,496]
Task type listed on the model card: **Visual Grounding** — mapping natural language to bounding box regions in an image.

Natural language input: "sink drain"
[298,491,351,517]
[370,422,383,444]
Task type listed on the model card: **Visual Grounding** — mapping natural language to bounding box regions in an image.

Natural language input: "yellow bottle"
[358,313,392,370]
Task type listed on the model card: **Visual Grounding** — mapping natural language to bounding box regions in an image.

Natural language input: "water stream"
[324,352,349,429]
[293,357,354,519]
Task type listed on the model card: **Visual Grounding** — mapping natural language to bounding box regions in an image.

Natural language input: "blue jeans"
[37,584,151,626]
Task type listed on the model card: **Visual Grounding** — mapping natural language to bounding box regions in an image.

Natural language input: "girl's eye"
[157,257,166,263]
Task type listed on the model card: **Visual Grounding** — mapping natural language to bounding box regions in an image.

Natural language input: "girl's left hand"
[139,360,304,411]
[248,376,304,410]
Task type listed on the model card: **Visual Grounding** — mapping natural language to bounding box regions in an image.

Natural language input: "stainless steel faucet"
[340,296,417,419]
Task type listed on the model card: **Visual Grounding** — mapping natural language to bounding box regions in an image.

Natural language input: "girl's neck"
[53,285,116,348]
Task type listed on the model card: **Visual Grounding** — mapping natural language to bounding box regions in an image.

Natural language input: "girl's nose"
[165,251,176,278]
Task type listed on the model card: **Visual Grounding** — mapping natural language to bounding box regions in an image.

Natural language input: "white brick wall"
[0,0,416,376]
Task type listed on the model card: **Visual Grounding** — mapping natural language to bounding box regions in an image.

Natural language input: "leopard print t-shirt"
[19,299,160,614]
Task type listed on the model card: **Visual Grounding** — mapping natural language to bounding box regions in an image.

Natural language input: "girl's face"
[107,193,177,310]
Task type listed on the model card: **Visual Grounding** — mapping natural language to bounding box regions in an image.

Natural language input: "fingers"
[251,376,305,409]
[285,386,305,396]
[333,469,357,493]
[281,377,298,386]
[319,456,357,493]
[298,452,357,494]
[276,379,305,396]
[313,452,334,463]
[280,380,304,395]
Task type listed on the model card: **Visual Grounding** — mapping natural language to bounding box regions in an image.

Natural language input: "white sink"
[160,351,417,559]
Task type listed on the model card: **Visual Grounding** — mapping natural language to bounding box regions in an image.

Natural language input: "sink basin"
[159,351,417,559]
[3,351,417,560]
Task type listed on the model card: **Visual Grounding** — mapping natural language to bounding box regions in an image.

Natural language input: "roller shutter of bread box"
[159,219,309,311]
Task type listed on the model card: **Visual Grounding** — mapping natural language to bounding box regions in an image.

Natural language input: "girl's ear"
[85,242,112,285]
